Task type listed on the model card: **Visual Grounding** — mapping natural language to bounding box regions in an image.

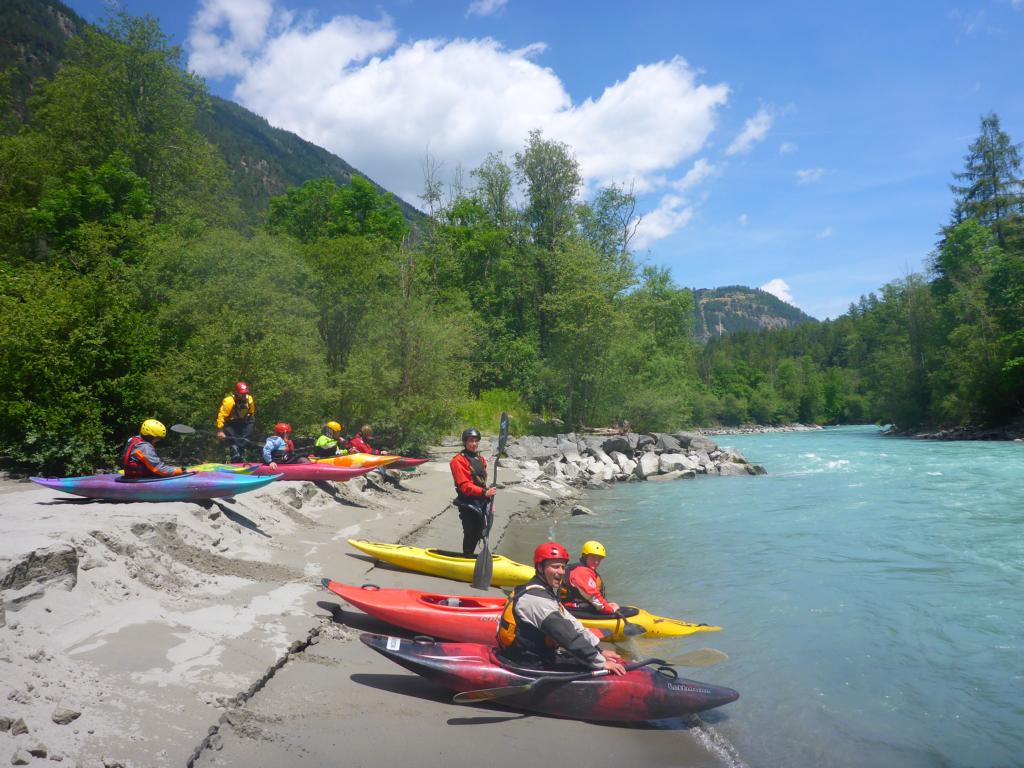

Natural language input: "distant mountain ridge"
[0,0,423,224]
[693,285,817,341]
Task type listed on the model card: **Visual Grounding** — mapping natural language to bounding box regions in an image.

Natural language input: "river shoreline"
[1,440,730,768]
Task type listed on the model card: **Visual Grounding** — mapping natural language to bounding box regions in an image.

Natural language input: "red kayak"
[360,633,739,722]
[389,457,429,470]
[230,463,372,481]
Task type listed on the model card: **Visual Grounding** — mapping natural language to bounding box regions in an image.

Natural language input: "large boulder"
[658,453,696,473]
[557,437,582,463]
[601,435,633,455]
[634,452,661,479]
[636,434,656,452]
[652,433,682,453]
[673,432,719,453]
[718,462,765,476]
[561,461,582,482]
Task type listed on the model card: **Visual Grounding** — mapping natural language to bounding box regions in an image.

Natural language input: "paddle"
[453,657,665,704]
[610,610,647,638]
[471,412,509,591]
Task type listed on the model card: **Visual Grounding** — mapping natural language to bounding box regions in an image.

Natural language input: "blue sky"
[65,0,1024,318]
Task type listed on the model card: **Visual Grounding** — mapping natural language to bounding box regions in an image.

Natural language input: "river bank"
[1,440,735,768]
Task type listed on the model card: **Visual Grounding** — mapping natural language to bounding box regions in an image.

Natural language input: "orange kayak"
[313,454,401,469]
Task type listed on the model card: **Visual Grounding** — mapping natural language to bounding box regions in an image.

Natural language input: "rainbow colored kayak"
[30,471,278,502]
[117,462,256,475]
[229,462,372,481]
[313,454,400,469]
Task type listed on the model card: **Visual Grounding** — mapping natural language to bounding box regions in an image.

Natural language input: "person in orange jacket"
[449,427,496,556]
[122,419,186,478]
[558,540,621,616]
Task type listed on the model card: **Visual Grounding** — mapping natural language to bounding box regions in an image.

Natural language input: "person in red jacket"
[558,540,621,616]
[348,424,386,455]
[449,427,496,556]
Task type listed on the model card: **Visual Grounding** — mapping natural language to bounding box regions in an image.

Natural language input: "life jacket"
[557,562,606,608]
[268,436,295,463]
[496,578,561,665]
[313,433,340,458]
[457,449,488,499]
[227,394,253,423]
[121,435,150,478]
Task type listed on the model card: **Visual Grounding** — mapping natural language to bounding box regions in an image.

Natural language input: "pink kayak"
[229,463,372,481]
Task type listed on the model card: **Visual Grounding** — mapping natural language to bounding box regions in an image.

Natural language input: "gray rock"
[27,744,47,758]
[608,451,630,472]
[560,461,581,482]
[652,433,682,452]
[570,505,596,516]
[12,718,28,736]
[601,435,632,455]
[718,462,761,476]
[634,452,660,479]
[673,432,719,453]
[51,708,81,726]
[541,459,562,478]
[102,758,126,768]
[658,453,694,473]
[749,464,767,475]
[636,434,655,452]
[11,750,31,766]
[48,752,64,761]
[0,716,11,732]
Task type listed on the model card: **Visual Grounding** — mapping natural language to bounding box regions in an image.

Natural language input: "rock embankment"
[698,423,823,436]
[500,431,765,497]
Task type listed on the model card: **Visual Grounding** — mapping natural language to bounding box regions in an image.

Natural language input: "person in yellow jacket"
[313,420,345,458]
[216,381,255,462]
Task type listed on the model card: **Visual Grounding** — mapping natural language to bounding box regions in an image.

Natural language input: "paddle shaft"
[471,412,509,590]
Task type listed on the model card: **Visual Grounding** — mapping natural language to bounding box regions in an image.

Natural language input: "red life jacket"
[558,563,606,609]
[121,435,149,478]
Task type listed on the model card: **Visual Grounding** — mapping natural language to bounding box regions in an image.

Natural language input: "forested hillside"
[694,286,816,341]
[1,12,1022,475]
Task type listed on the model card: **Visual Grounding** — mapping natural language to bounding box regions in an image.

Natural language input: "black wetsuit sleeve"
[540,613,603,668]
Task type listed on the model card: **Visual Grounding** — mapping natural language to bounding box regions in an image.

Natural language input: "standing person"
[262,422,308,470]
[313,420,345,457]
[496,541,625,673]
[216,381,255,462]
[449,427,496,556]
[122,419,187,478]
[558,540,620,616]
[348,424,387,455]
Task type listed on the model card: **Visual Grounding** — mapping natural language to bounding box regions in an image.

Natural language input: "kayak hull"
[313,454,400,469]
[388,457,429,470]
[229,463,371,481]
[325,581,719,642]
[30,471,279,502]
[346,539,534,588]
[360,633,739,722]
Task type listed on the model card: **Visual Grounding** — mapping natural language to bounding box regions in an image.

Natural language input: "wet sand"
[1,447,725,767]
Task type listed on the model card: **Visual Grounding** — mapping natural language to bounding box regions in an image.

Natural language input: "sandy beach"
[1,443,727,768]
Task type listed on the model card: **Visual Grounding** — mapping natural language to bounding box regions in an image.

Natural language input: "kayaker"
[122,419,187,478]
[449,427,496,556]
[496,541,625,674]
[348,424,387,455]
[558,540,620,616]
[216,381,256,462]
[313,420,345,457]
[262,422,308,470]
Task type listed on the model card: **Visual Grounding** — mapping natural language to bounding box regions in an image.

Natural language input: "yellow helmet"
[581,540,607,559]
[326,420,342,433]
[140,419,167,438]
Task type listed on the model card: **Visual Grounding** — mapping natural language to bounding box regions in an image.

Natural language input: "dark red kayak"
[360,633,738,722]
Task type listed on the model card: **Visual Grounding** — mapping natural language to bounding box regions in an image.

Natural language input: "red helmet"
[274,422,292,436]
[235,381,250,396]
[533,541,569,567]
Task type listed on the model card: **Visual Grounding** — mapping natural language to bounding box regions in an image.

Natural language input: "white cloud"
[632,194,695,250]
[738,213,748,226]
[816,226,833,239]
[188,0,275,77]
[187,2,729,205]
[779,141,797,154]
[796,167,826,184]
[467,0,509,17]
[725,109,772,156]
[760,278,797,306]
[671,158,716,191]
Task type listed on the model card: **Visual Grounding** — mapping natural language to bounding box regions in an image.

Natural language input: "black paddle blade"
[621,621,647,637]
[170,424,196,435]
[471,536,493,591]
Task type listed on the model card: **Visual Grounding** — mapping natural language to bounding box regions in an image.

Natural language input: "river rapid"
[530,425,1024,768]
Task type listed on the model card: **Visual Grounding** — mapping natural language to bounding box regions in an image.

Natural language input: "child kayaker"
[313,420,345,457]
[122,419,187,478]
[348,424,387,455]
[262,422,308,470]
[558,540,621,616]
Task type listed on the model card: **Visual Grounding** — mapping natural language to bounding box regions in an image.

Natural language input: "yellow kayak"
[315,454,401,469]
[347,539,535,587]
[573,608,721,640]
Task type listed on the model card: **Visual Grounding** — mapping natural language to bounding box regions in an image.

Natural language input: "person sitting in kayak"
[348,424,387,455]
[262,422,309,470]
[216,381,255,462]
[313,420,345,457]
[450,427,495,556]
[122,419,186,478]
[497,541,625,675]
[558,540,621,616]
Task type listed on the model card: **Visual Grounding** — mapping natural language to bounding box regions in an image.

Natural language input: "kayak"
[117,462,256,475]
[229,463,372,481]
[324,581,720,642]
[313,454,401,469]
[388,457,429,470]
[30,471,279,502]
[347,539,534,587]
[360,633,739,722]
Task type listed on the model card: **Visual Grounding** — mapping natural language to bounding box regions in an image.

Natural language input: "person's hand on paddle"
[267,461,278,471]
[484,486,497,498]
[603,658,626,675]
[608,601,620,611]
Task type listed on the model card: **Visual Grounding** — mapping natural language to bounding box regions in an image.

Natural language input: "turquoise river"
[542,425,1023,768]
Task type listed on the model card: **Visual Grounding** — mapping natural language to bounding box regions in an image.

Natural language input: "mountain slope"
[694,285,817,341]
[0,0,423,225]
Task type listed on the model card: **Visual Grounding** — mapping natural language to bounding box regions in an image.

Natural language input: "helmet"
[581,540,607,559]
[140,419,166,438]
[274,422,292,436]
[462,427,482,443]
[533,541,569,567]
[326,420,342,433]
[235,381,250,396]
